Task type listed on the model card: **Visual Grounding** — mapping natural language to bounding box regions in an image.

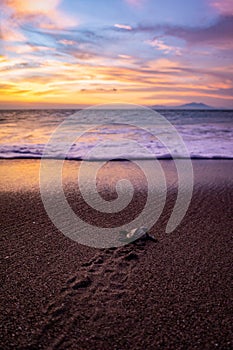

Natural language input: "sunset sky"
[0,0,232,108]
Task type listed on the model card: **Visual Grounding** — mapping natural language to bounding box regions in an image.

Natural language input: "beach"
[0,159,232,349]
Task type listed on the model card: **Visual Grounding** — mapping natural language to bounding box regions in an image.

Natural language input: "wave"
[0,109,232,161]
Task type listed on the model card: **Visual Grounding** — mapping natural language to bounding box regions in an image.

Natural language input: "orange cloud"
[1,0,77,35]
[0,52,232,108]
[6,0,60,15]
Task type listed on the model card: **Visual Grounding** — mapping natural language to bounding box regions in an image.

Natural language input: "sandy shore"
[0,159,232,349]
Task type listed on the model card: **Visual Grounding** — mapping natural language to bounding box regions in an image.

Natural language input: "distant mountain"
[151,102,215,110]
[176,102,214,110]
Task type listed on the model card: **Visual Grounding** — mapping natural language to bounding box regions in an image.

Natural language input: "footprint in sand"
[39,238,157,348]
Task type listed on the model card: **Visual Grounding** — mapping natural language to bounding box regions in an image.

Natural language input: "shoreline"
[1,155,233,161]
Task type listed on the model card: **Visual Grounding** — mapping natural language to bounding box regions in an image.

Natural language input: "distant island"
[152,102,215,110]
[176,102,214,109]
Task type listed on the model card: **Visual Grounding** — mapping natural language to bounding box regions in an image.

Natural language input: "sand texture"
[0,160,233,349]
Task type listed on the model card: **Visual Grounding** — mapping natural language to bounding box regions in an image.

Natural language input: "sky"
[0,0,232,108]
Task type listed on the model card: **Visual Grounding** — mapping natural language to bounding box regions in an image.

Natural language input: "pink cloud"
[118,54,132,59]
[209,0,233,15]
[125,0,145,7]
[146,39,181,55]
[134,15,233,49]
[114,24,132,30]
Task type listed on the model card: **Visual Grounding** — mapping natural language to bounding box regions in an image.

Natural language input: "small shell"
[126,227,148,239]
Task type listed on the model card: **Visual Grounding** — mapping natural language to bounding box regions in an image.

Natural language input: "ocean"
[0,109,232,160]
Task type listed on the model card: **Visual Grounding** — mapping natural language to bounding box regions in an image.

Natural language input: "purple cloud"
[134,15,233,48]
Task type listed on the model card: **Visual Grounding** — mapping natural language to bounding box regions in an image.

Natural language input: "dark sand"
[0,160,232,349]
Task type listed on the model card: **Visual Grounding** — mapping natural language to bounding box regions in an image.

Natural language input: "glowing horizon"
[0,0,232,108]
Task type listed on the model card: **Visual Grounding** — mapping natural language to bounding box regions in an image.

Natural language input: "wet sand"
[0,159,232,349]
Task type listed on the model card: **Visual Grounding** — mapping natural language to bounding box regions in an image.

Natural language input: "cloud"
[5,0,60,15]
[209,0,233,15]
[59,39,76,46]
[118,54,132,59]
[1,53,232,107]
[80,87,118,93]
[114,24,132,31]
[125,0,145,7]
[134,15,233,48]
[146,39,181,55]
[0,0,77,44]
